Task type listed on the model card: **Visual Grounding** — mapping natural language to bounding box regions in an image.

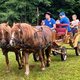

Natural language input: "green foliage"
[0,0,80,26]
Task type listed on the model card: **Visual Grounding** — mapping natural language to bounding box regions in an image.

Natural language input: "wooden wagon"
[33,23,80,61]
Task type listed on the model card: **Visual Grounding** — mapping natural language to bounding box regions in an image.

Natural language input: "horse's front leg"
[15,51,22,69]
[25,52,29,75]
[38,49,45,71]
[4,53,10,73]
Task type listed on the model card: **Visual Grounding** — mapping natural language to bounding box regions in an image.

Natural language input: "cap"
[59,12,66,16]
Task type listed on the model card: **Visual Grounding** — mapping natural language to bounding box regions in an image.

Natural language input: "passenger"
[42,12,56,42]
[70,14,79,37]
[56,12,71,32]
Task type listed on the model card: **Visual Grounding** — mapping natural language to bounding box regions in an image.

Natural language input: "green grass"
[0,44,80,80]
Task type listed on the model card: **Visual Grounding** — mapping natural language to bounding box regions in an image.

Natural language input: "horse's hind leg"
[38,49,45,71]
[4,53,10,73]
[15,52,22,69]
[45,46,51,67]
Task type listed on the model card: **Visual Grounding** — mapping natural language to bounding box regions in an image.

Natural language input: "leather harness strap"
[11,26,51,50]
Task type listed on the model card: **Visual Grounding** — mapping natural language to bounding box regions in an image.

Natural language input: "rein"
[19,43,52,50]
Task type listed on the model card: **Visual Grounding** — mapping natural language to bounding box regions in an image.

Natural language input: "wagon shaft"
[51,49,65,55]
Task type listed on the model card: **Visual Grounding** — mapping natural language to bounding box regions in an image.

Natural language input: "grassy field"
[0,44,80,80]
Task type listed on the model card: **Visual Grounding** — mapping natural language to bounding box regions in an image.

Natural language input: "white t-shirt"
[71,19,79,29]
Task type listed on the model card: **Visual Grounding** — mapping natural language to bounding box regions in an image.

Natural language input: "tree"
[0,0,80,26]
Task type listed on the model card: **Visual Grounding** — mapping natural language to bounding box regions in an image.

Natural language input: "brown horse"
[10,23,53,75]
[0,22,23,73]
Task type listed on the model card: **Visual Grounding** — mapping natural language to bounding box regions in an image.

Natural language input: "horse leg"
[42,49,46,66]
[15,52,22,69]
[25,52,30,75]
[45,46,51,67]
[17,49,24,67]
[21,51,25,67]
[17,49,22,62]
[38,49,45,71]
[4,53,10,73]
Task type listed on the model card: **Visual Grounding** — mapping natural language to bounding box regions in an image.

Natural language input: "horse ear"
[6,21,9,26]
[13,22,15,26]
[18,22,21,27]
[19,22,21,25]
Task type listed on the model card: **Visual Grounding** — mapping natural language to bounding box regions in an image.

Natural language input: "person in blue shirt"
[56,12,71,32]
[42,12,56,42]
[43,12,56,31]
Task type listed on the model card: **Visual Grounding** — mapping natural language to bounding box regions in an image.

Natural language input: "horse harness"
[34,26,48,46]
[10,26,52,50]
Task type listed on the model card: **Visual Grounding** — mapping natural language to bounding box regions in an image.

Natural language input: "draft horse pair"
[0,22,24,73]
[0,22,53,75]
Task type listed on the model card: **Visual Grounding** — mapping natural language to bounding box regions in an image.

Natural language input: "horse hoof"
[47,64,50,67]
[45,63,50,67]
[41,68,45,72]
[24,72,29,75]
[6,71,10,73]
[19,67,23,70]
[22,65,24,67]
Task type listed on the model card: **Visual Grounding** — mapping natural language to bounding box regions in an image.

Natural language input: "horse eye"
[15,31,18,35]
[6,32,8,35]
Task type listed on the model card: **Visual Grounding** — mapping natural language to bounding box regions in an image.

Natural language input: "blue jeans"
[71,27,77,37]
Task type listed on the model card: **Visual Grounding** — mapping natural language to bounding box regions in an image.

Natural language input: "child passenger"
[71,14,79,37]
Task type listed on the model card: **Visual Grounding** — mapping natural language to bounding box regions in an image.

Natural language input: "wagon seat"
[55,24,71,40]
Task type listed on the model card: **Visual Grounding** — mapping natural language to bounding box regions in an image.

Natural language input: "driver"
[41,12,56,42]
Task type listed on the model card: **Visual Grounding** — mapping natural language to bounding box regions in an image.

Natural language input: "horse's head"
[10,22,22,47]
[0,22,11,48]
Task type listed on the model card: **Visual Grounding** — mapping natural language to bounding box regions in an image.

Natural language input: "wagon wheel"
[61,46,67,61]
[74,42,80,56]
[33,53,39,61]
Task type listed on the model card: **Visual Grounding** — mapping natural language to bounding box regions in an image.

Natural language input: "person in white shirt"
[71,14,79,37]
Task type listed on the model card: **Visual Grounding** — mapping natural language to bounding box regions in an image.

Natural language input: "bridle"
[0,36,6,40]
[0,32,8,42]
[10,26,23,44]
